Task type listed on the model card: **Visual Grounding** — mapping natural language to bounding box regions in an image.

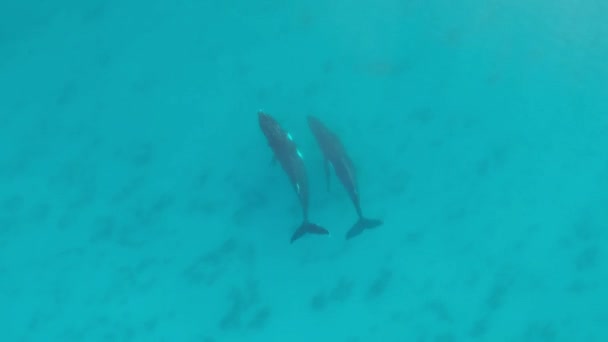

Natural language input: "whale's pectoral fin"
[291,221,330,243]
[346,217,383,240]
[324,158,331,191]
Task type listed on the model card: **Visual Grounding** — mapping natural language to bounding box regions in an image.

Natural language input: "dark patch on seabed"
[310,277,355,311]
[218,279,272,333]
[183,238,256,287]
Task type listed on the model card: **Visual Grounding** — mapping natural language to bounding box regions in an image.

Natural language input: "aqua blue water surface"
[1,0,607,341]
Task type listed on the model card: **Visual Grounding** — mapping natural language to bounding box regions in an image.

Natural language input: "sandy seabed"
[1,1,607,341]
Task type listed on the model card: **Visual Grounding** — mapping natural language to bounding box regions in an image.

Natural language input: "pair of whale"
[258,111,382,243]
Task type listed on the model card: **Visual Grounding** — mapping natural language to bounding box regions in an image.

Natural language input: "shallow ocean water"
[1,0,607,341]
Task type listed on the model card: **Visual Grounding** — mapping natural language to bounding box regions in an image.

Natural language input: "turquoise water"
[1,0,607,341]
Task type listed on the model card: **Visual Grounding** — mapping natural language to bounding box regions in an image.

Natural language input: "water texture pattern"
[1,0,607,341]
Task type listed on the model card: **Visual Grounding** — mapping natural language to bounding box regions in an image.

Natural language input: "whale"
[258,111,329,243]
[307,115,382,239]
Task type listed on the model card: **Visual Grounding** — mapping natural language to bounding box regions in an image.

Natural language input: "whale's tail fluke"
[290,221,330,243]
[346,217,382,240]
